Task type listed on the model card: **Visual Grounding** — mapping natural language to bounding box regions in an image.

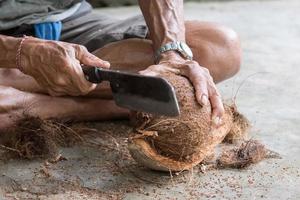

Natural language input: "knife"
[82,66,180,116]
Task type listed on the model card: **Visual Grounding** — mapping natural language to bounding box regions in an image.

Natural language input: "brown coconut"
[128,72,242,171]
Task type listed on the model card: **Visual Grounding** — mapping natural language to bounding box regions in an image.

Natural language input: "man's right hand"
[20,37,110,96]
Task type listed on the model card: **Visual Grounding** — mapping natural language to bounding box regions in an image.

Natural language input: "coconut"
[128,72,241,171]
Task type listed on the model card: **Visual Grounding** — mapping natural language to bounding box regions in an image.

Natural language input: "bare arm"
[0,34,110,96]
[138,0,225,124]
[0,35,21,68]
[138,0,185,50]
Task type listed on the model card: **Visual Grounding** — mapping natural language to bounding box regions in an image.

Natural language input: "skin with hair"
[0,0,241,130]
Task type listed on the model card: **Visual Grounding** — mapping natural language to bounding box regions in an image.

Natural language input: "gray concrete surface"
[1,0,300,199]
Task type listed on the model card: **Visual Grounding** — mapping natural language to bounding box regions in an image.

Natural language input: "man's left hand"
[139,52,224,125]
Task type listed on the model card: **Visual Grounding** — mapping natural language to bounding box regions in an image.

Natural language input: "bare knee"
[93,38,154,72]
[186,21,241,82]
[216,24,241,78]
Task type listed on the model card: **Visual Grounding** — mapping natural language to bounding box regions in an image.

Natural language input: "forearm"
[138,1,224,120]
[0,34,21,69]
[138,0,185,51]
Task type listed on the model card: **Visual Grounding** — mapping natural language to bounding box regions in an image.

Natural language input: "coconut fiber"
[128,72,269,171]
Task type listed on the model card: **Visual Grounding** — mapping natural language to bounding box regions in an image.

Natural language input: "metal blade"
[82,66,180,116]
[111,77,180,116]
[108,71,180,116]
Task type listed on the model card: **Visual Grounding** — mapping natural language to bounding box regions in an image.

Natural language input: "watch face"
[180,42,193,58]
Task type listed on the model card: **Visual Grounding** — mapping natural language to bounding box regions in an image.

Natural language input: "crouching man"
[0,0,241,130]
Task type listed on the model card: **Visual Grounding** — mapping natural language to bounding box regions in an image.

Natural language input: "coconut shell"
[128,73,234,171]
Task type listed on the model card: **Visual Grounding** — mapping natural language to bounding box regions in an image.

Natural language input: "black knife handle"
[82,66,104,83]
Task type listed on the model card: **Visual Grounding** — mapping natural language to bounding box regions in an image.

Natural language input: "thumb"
[82,53,110,68]
[76,45,110,68]
[139,68,159,77]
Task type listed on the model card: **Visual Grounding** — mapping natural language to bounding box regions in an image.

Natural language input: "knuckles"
[208,87,221,98]
[53,75,68,87]
[182,61,211,78]
[74,44,88,55]
[77,84,95,95]
[202,67,210,75]
[30,40,93,96]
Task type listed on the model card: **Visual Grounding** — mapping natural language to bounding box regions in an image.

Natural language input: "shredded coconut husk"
[128,73,253,171]
[223,105,250,143]
[217,140,268,168]
[0,116,81,160]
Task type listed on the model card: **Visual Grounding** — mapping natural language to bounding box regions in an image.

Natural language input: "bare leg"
[93,21,241,83]
[0,86,129,130]
[0,21,241,128]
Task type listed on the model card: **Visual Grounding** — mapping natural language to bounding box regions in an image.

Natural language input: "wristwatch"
[155,41,193,63]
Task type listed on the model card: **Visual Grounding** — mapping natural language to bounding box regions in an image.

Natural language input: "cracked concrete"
[1,0,300,199]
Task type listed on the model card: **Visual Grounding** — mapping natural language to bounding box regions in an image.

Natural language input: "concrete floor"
[1,0,300,199]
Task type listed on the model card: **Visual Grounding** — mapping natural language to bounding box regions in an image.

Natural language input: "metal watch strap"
[159,41,180,53]
[155,41,193,63]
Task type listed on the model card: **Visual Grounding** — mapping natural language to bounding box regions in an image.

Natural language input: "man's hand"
[20,37,110,96]
[138,0,225,125]
[140,52,224,125]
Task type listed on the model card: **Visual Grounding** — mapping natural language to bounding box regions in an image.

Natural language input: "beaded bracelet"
[16,35,28,72]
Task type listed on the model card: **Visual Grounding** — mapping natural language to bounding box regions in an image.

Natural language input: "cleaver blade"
[82,66,180,117]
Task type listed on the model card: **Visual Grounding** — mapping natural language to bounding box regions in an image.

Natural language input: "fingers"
[47,62,96,96]
[194,79,208,106]
[139,65,181,77]
[209,88,225,126]
[181,64,209,106]
[139,68,159,77]
[192,73,224,126]
[75,45,110,68]
[63,45,105,96]
[71,61,97,95]
[26,41,100,97]
[181,62,224,126]
[192,76,209,106]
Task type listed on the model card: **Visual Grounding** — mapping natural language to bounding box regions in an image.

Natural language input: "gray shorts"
[61,12,148,52]
[60,0,148,51]
[1,1,148,52]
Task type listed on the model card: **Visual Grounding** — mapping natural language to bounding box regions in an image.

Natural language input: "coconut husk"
[0,117,58,159]
[128,73,237,171]
[217,140,268,168]
[0,116,81,160]
[223,105,250,143]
